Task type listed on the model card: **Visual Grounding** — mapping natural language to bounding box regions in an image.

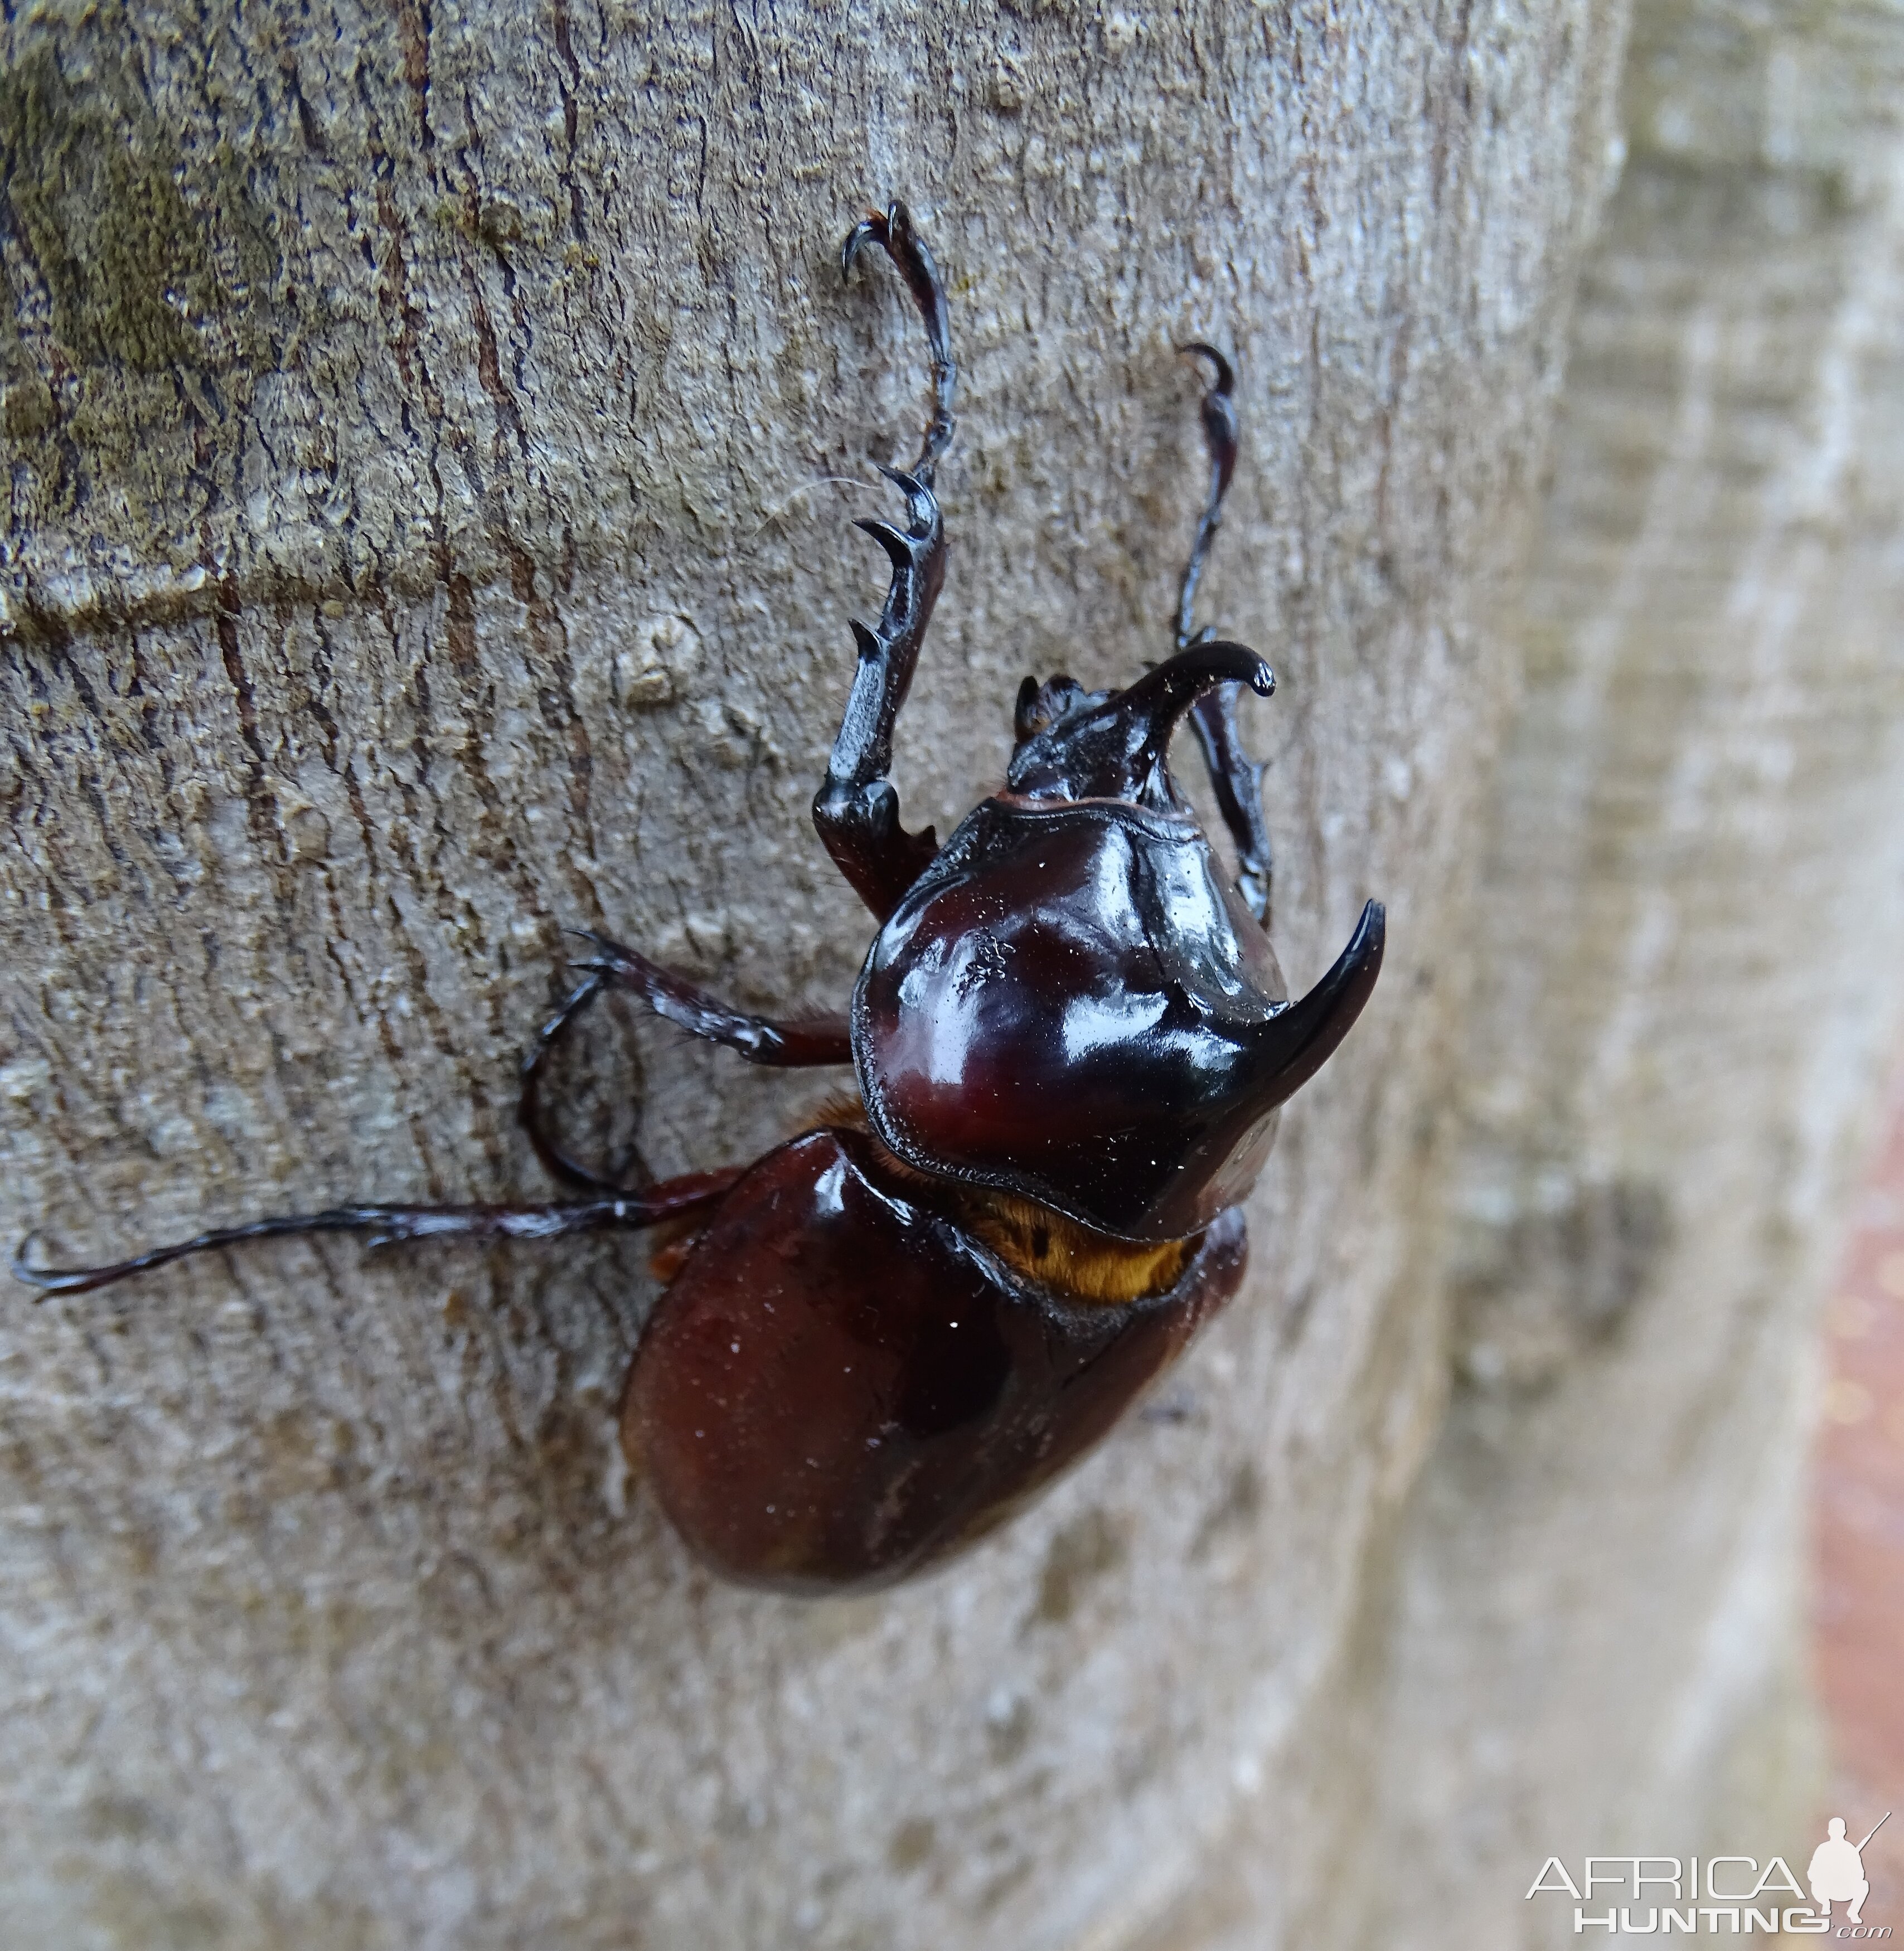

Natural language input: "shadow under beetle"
[17,202,1384,1594]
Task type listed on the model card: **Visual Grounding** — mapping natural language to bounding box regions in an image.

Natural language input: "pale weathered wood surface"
[2,5,1627,1947]
[1360,6,1904,1947]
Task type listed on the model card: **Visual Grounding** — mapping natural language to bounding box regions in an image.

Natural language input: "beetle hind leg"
[12,1169,743,1299]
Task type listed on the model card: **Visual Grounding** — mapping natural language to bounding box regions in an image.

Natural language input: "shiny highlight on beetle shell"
[856,795,1380,1243]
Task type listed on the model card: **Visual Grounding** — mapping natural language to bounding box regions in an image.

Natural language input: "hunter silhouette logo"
[1810,1815,1891,1929]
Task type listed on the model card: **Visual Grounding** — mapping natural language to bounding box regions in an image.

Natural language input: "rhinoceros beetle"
[16,202,1383,1593]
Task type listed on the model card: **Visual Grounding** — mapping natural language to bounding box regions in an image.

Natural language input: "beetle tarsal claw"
[840,207,890,280]
[12,1235,57,1295]
[874,464,936,529]
[1176,340,1235,394]
[1249,900,1387,1108]
[854,517,918,570]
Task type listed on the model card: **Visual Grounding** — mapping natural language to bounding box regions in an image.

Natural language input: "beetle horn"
[1007,640,1273,804]
[1115,640,1273,748]
[1247,899,1385,1108]
[1104,640,1272,803]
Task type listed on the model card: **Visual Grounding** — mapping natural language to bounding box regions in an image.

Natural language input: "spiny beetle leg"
[1188,683,1275,926]
[841,200,956,489]
[1173,342,1239,651]
[813,200,956,923]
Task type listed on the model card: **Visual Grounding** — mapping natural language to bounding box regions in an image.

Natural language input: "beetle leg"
[1187,683,1275,926]
[1171,343,1276,927]
[813,201,955,922]
[841,199,956,490]
[517,971,656,1194]
[567,930,853,1067]
[12,1168,744,1299]
[1173,343,1239,652]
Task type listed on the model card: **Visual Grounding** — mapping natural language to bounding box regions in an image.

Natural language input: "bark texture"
[1365,4,1904,1944]
[3,4,1628,1947]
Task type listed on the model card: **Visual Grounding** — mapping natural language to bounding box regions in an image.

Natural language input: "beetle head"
[1006,641,1273,810]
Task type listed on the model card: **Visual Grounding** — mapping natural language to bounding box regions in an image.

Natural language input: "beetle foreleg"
[1187,684,1275,926]
[1173,343,1239,652]
[840,200,957,491]
[811,463,946,921]
[813,201,958,923]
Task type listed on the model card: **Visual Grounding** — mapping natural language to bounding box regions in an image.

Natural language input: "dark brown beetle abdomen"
[624,1127,1246,1593]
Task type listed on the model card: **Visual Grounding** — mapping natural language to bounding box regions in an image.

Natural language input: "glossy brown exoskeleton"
[16,202,1383,1593]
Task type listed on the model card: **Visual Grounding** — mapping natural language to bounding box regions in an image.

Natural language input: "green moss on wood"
[0,38,281,563]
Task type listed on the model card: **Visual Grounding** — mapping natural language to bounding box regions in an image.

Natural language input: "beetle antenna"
[842,200,957,490]
[12,1172,743,1299]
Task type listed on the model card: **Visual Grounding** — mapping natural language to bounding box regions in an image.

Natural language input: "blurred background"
[1356,7,1904,1934]
[1818,1074,1904,1914]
